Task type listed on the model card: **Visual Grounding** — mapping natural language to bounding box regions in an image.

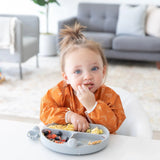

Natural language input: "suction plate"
[40,123,110,155]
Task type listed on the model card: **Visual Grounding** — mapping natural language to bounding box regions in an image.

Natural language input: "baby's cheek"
[75,83,81,88]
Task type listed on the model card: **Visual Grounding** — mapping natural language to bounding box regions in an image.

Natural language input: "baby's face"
[62,48,106,93]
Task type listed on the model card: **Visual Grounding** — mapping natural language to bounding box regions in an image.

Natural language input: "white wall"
[0,0,160,33]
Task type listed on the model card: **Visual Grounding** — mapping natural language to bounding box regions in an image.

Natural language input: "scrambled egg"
[86,127,103,134]
[48,124,103,134]
[48,124,74,131]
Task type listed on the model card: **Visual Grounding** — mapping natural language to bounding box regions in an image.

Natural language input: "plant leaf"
[32,0,46,6]
[32,0,60,6]
[48,0,60,5]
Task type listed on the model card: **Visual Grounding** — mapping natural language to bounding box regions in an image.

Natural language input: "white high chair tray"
[40,123,110,155]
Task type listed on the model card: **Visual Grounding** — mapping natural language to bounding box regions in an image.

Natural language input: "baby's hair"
[60,22,87,51]
[59,22,108,79]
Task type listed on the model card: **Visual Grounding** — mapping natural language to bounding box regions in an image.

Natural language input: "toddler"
[40,23,126,133]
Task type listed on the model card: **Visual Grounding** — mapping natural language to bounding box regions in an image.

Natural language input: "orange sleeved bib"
[40,81,126,133]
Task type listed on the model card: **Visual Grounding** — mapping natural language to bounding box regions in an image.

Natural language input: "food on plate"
[48,124,74,131]
[88,140,102,145]
[48,124,104,134]
[42,128,102,145]
[42,129,69,144]
[86,127,103,134]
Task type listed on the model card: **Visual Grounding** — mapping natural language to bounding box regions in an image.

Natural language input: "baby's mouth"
[84,83,94,89]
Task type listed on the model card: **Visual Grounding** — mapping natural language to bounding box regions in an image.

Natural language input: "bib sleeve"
[40,82,69,125]
[87,92,126,133]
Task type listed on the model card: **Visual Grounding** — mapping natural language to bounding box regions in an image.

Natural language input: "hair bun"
[60,22,86,51]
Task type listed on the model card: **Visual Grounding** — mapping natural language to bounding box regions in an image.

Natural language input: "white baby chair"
[110,86,152,139]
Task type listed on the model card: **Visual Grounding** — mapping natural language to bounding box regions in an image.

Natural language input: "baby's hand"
[77,85,96,111]
[67,111,89,132]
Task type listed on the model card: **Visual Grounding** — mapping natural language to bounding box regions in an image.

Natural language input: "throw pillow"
[116,4,147,36]
[146,6,160,37]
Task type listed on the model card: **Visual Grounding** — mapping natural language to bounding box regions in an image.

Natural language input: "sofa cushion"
[77,3,119,33]
[113,36,160,52]
[116,4,147,36]
[83,31,115,49]
[146,6,160,37]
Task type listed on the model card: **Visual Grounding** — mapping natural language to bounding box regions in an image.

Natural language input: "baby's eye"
[74,69,81,74]
[91,66,99,71]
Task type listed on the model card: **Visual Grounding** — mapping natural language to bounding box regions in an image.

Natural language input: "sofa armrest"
[19,15,39,38]
[0,15,39,56]
[0,14,39,38]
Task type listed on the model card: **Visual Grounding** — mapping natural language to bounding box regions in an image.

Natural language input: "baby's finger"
[77,123,83,132]
[76,89,81,96]
[82,123,89,132]
[78,85,85,94]
[73,122,78,131]
[82,84,90,92]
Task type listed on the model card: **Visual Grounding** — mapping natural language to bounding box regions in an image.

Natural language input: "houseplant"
[32,0,60,56]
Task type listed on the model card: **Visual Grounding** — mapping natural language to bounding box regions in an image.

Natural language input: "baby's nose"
[84,71,92,80]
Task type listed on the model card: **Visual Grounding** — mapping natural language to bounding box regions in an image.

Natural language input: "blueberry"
[57,131,62,137]
[65,137,69,142]
[42,129,49,136]
[55,136,60,141]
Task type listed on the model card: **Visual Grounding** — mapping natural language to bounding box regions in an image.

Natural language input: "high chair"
[111,86,152,138]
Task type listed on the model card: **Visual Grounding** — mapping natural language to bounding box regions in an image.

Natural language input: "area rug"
[0,56,160,131]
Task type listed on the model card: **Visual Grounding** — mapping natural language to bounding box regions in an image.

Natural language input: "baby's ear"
[103,65,107,76]
[62,72,69,84]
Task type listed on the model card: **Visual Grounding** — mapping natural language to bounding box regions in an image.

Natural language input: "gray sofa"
[58,3,160,68]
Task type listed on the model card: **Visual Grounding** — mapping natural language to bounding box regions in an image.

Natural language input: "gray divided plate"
[40,123,110,155]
